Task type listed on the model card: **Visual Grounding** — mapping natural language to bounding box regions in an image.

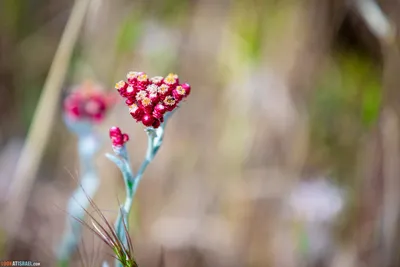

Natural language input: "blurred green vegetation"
[310,52,381,182]
[116,13,143,56]
[154,0,189,25]
[1,0,21,33]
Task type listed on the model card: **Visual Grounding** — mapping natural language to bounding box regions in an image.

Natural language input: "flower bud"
[122,133,129,143]
[109,126,122,138]
[140,97,154,114]
[125,98,135,106]
[127,71,140,84]
[152,119,161,128]
[109,127,129,147]
[153,103,166,119]
[163,95,177,111]
[111,135,124,146]
[172,85,186,101]
[157,84,170,100]
[146,84,158,94]
[155,103,167,113]
[137,73,149,86]
[150,76,164,86]
[153,104,166,119]
[129,104,144,121]
[149,93,159,105]
[115,80,128,96]
[181,83,191,97]
[163,73,179,87]
[125,85,136,98]
[142,114,155,126]
[153,110,163,120]
[135,90,147,101]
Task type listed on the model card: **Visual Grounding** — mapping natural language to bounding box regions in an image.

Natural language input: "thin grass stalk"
[5,0,92,244]
[69,180,138,267]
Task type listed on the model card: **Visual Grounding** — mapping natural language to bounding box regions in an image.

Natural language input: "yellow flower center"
[138,74,148,82]
[127,71,139,79]
[129,104,138,112]
[142,97,151,106]
[176,86,185,95]
[115,80,125,90]
[158,84,169,94]
[136,91,147,100]
[147,84,158,94]
[164,96,176,106]
[164,73,177,84]
[151,76,163,83]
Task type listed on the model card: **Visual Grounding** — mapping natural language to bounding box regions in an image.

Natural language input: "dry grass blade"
[5,0,92,244]
[71,215,113,249]
[122,215,133,255]
[76,220,109,267]
[76,235,88,267]
[119,210,138,267]
[72,181,138,267]
[91,219,115,248]
[69,191,118,250]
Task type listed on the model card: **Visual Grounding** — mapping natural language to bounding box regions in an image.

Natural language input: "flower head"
[127,71,140,84]
[115,80,128,96]
[146,84,159,94]
[181,83,191,97]
[163,95,177,111]
[149,93,159,105]
[164,73,179,87]
[172,85,186,101]
[141,97,152,107]
[135,90,147,101]
[115,71,191,128]
[64,81,115,123]
[150,76,164,86]
[129,104,144,122]
[125,85,137,98]
[137,73,148,84]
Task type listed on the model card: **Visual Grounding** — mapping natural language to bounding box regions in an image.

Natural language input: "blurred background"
[1,0,400,266]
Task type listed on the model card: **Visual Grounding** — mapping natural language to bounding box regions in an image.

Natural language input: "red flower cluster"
[64,82,115,123]
[109,126,129,147]
[115,72,191,128]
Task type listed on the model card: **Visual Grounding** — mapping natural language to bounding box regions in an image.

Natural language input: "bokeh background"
[1,0,400,266]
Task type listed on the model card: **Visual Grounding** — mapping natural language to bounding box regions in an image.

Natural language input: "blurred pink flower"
[64,81,116,123]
